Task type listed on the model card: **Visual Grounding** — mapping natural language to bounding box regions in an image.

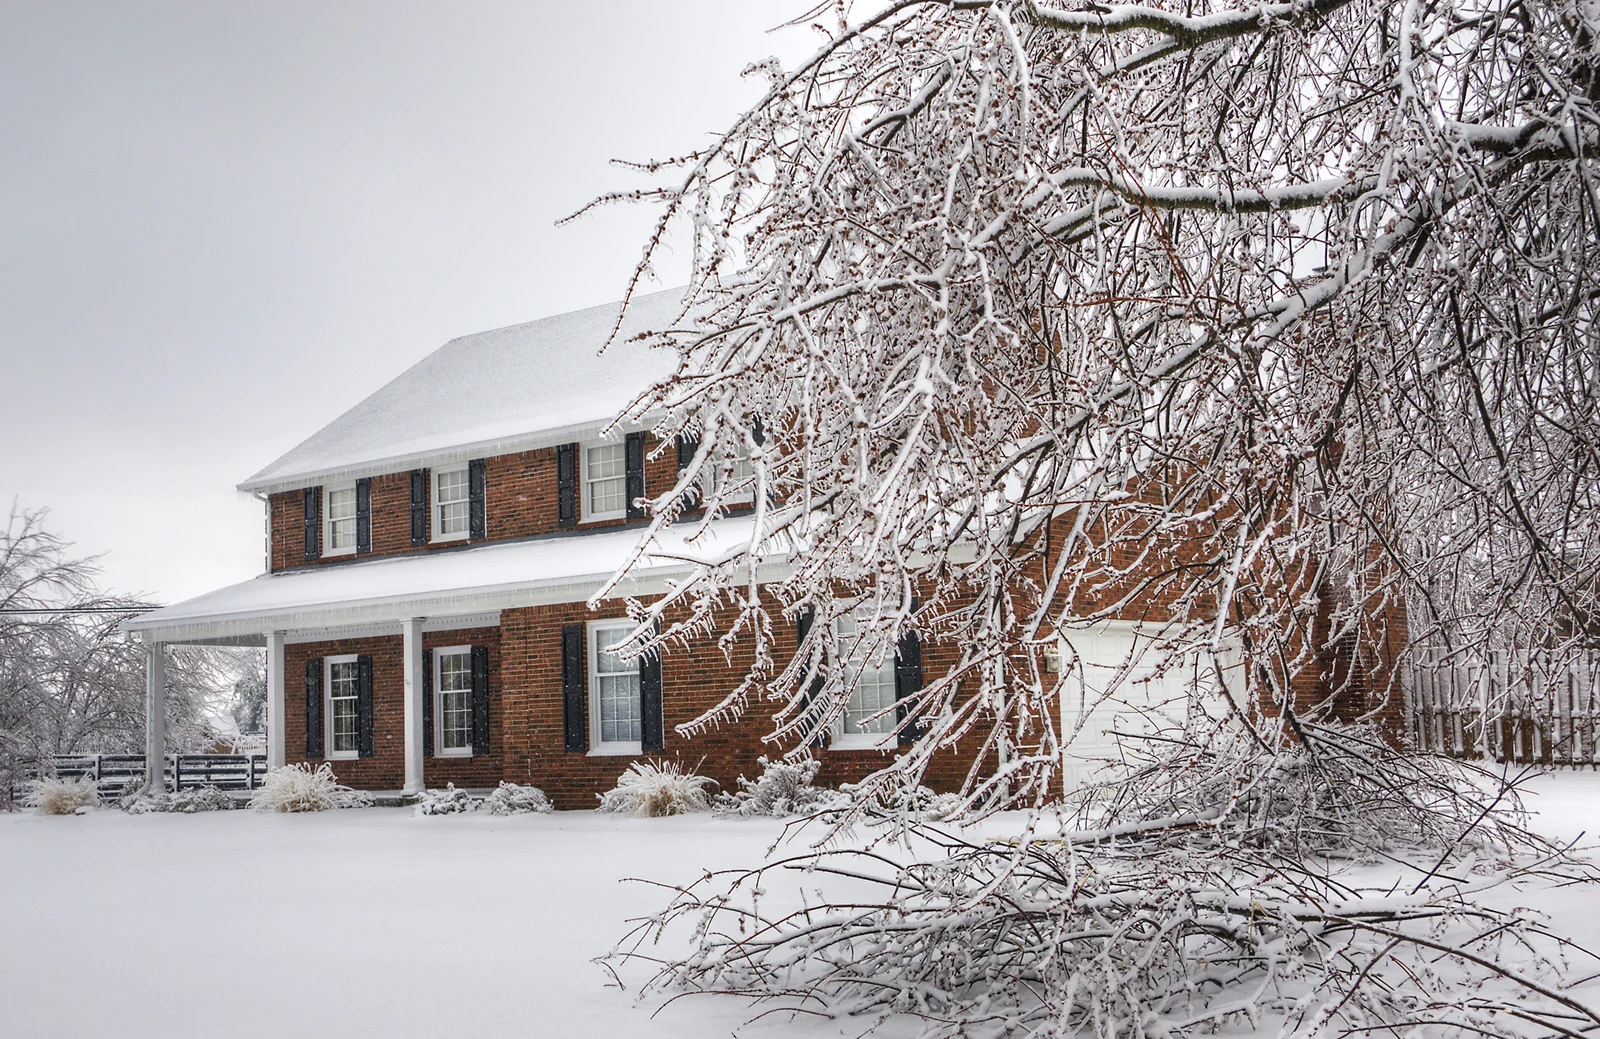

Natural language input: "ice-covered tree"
[581,1,1600,1034]
[0,506,227,807]
[588,0,1599,805]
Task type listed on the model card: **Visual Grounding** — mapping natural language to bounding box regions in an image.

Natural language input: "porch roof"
[123,519,771,645]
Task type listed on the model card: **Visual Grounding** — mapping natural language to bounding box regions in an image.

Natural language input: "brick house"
[123,289,1402,806]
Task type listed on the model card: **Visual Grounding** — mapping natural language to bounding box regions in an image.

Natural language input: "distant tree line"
[0,505,258,808]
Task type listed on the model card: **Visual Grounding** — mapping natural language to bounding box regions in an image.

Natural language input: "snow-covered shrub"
[716,757,846,817]
[26,775,100,815]
[413,783,480,816]
[126,785,237,814]
[248,763,372,813]
[597,760,717,817]
[480,782,553,815]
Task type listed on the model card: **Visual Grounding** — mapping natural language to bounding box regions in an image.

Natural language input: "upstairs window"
[434,468,470,540]
[583,442,627,522]
[434,646,473,755]
[324,487,357,555]
[326,656,360,758]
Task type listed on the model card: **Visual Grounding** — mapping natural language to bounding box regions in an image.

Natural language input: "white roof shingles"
[238,288,685,493]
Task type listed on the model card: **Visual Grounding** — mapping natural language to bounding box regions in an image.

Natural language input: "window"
[588,621,641,753]
[434,646,472,755]
[583,442,627,521]
[713,443,755,505]
[326,656,360,759]
[324,486,357,555]
[434,468,470,541]
[833,613,898,749]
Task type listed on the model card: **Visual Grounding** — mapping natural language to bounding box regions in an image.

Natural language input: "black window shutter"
[471,645,490,754]
[796,608,827,748]
[304,657,323,758]
[409,470,428,546]
[422,647,434,758]
[894,611,924,746]
[561,623,586,752]
[751,416,766,445]
[356,655,374,757]
[355,478,372,554]
[468,459,486,540]
[676,435,701,510]
[303,487,321,560]
[640,622,663,753]
[625,431,646,520]
[557,443,577,528]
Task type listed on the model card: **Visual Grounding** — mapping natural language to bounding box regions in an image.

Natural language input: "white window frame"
[431,467,471,543]
[324,654,360,760]
[710,442,755,506]
[322,485,357,557]
[829,613,899,751]
[587,619,642,756]
[432,645,474,757]
[580,439,629,524]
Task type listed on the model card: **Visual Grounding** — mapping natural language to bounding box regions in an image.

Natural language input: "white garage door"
[1058,625,1241,794]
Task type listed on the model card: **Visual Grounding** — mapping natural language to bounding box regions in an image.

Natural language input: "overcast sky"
[0,1,810,604]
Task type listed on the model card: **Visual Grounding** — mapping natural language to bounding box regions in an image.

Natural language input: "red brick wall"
[283,626,504,789]
[268,437,685,572]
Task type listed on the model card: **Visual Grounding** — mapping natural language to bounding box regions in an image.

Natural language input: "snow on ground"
[1,772,1596,1039]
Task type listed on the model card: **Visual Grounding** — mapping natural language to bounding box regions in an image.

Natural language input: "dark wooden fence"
[46,753,269,798]
[1409,650,1600,766]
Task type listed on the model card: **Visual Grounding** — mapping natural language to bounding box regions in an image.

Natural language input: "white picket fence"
[1408,650,1600,765]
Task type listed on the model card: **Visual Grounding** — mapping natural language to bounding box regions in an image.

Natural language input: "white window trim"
[324,654,360,760]
[432,645,474,757]
[430,467,471,544]
[587,619,642,756]
[714,442,756,507]
[580,439,628,524]
[322,485,357,557]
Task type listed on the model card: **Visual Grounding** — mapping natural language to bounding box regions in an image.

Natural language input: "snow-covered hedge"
[715,757,847,818]
[413,782,554,816]
[26,775,100,815]
[126,786,237,814]
[481,782,552,815]
[248,763,373,813]
[597,760,717,817]
[413,784,478,816]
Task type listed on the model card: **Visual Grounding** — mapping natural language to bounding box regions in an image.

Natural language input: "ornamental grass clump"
[249,763,372,813]
[597,760,717,818]
[26,775,100,815]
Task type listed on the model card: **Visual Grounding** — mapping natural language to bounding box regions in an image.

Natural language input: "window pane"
[838,612,897,736]
[593,626,641,743]
[437,470,470,536]
[587,444,626,515]
[437,651,472,751]
[327,488,357,550]
[329,661,360,753]
[595,626,637,674]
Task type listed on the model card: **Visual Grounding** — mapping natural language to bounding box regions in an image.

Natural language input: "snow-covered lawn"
[1,773,1596,1039]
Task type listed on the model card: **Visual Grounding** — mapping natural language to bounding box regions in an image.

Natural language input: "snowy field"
[2,773,1597,1039]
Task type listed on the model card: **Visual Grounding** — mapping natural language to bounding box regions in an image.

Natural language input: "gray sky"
[0,1,809,605]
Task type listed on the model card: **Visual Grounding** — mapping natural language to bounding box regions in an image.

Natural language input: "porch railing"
[1408,650,1600,766]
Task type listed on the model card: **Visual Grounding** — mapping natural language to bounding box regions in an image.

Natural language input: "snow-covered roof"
[238,288,686,494]
[124,519,779,645]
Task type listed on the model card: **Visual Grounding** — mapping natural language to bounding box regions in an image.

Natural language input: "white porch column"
[266,631,287,770]
[142,639,166,794]
[402,617,426,794]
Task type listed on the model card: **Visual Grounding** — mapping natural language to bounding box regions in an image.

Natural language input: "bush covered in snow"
[716,757,847,818]
[481,782,552,815]
[413,784,479,816]
[248,763,372,813]
[597,760,717,818]
[25,775,100,815]
[125,785,237,814]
